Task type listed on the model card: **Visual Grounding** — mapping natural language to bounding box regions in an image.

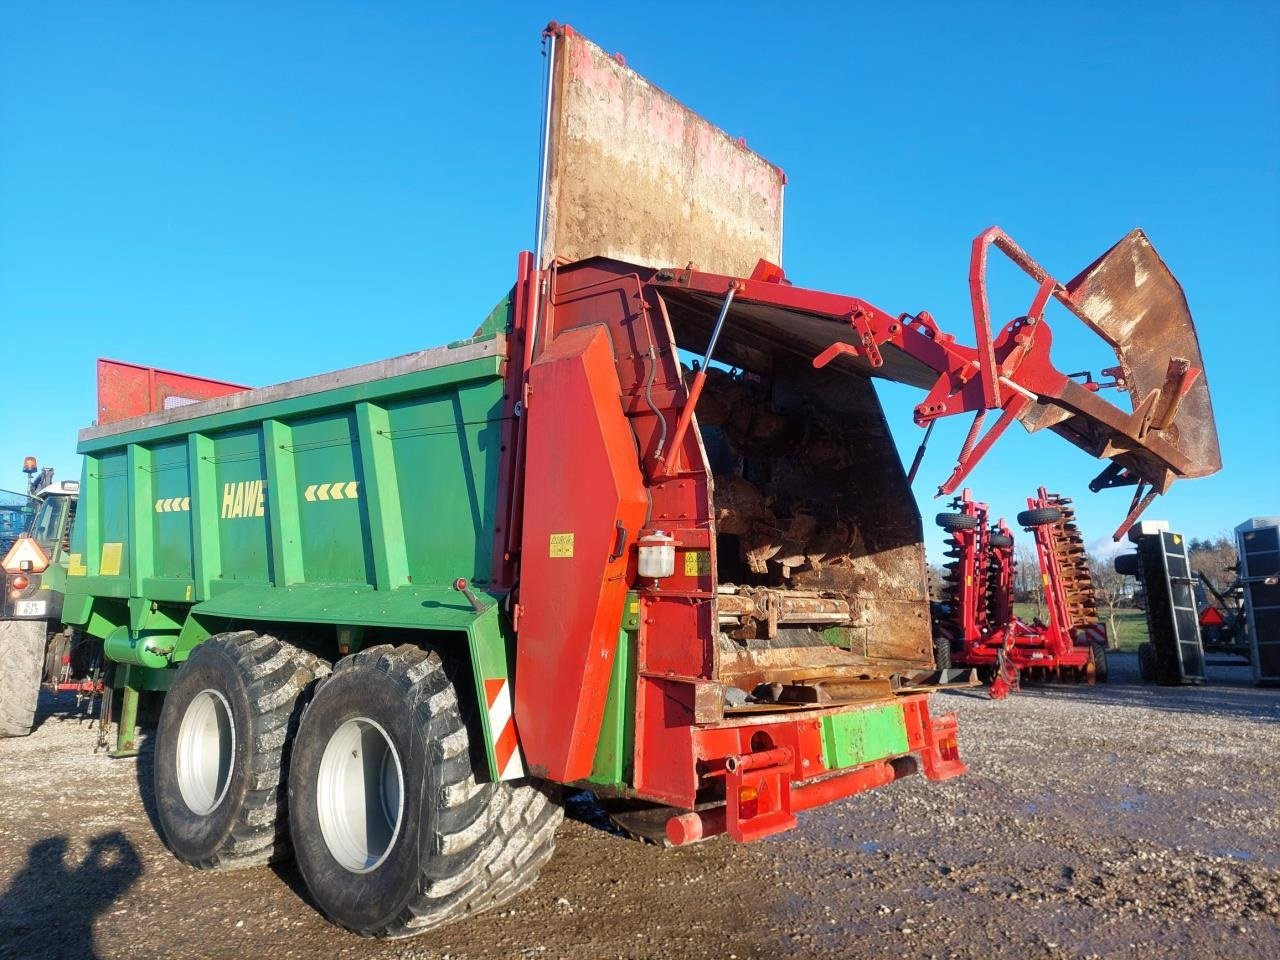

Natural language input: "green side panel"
[462,294,511,343]
[189,433,221,599]
[587,593,640,787]
[150,440,195,581]
[820,704,910,771]
[262,420,305,586]
[354,403,410,591]
[191,582,481,630]
[387,377,505,586]
[586,626,635,788]
[288,410,373,585]
[67,598,128,641]
[93,450,130,579]
[212,428,272,584]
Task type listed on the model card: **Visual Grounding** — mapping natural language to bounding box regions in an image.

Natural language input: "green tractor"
[0,457,93,737]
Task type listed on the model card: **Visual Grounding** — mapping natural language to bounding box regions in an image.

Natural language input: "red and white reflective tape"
[1080,623,1108,645]
[484,678,525,781]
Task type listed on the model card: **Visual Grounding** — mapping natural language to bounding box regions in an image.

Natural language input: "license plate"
[15,600,46,617]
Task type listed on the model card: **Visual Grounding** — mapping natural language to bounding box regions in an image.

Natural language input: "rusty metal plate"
[1059,230,1221,480]
[542,27,784,275]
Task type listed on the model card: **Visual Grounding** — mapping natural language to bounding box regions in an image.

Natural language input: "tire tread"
[301,643,562,938]
[0,620,45,738]
[166,631,329,870]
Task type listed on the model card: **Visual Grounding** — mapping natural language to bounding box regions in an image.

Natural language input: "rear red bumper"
[652,695,965,845]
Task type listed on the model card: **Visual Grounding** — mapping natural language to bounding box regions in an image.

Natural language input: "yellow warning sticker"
[1042,573,1050,586]
[684,551,711,576]
[67,553,87,577]
[1172,534,1181,545]
[549,533,575,558]
[100,542,124,577]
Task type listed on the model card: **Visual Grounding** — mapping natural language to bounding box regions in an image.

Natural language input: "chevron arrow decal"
[154,496,192,514]
[303,481,359,504]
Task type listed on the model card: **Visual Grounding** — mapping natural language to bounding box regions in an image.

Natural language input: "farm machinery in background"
[933,488,1109,698]
[1115,517,1279,686]
[0,458,97,736]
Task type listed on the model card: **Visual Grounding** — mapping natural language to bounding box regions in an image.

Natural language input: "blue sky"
[1,2,1276,560]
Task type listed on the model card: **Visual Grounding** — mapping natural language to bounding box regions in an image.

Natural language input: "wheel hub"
[175,689,236,815]
[316,717,404,873]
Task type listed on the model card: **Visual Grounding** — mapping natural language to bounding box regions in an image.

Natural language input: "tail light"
[10,574,29,591]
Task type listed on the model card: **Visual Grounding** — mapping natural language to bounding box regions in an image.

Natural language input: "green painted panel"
[142,578,196,603]
[126,445,154,596]
[93,450,130,578]
[287,410,373,585]
[389,377,505,587]
[212,428,272,584]
[587,624,635,788]
[354,402,410,591]
[820,704,910,771]
[188,433,221,598]
[149,441,194,581]
[192,582,483,631]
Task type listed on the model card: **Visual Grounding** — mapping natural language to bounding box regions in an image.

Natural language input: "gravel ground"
[0,652,1276,960]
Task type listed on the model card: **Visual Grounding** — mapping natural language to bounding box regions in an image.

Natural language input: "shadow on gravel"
[0,831,142,960]
[29,689,94,737]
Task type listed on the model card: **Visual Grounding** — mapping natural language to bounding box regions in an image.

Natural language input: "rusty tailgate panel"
[541,26,785,277]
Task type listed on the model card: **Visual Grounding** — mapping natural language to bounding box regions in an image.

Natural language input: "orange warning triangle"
[2,536,49,574]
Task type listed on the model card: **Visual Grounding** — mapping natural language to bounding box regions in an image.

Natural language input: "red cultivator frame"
[1009,488,1110,687]
[933,489,1109,698]
[932,491,1021,691]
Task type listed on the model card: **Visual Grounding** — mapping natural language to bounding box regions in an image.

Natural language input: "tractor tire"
[988,532,1014,549]
[1017,507,1063,527]
[1113,553,1141,577]
[1137,642,1157,682]
[936,513,980,532]
[154,631,329,870]
[288,644,563,938]
[0,620,47,738]
[1090,644,1109,683]
[42,630,71,685]
[932,626,953,671]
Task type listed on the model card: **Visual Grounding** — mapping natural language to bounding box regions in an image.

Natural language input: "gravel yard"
[0,653,1276,960]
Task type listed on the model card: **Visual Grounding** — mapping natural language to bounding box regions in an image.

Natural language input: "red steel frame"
[936,487,1105,698]
[1017,487,1109,666]
[936,490,1016,675]
[498,224,1174,841]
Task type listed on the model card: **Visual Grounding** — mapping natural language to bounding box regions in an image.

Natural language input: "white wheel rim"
[317,717,404,873]
[175,689,236,815]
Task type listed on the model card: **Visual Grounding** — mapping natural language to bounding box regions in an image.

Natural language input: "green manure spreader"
[59,23,1220,939]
